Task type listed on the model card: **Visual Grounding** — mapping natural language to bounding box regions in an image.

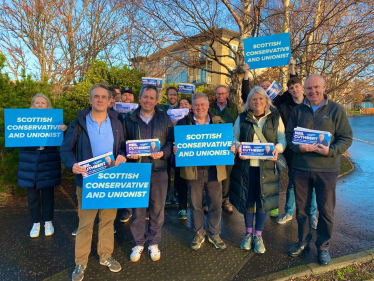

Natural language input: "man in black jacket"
[60,84,127,281]
[123,85,173,263]
[286,74,353,265]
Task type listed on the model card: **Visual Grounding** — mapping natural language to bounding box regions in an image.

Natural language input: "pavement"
[0,116,373,281]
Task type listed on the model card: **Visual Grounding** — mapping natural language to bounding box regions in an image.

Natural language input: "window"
[200,46,209,58]
[229,44,237,60]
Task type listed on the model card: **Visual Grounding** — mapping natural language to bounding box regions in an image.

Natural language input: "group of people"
[17,58,353,281]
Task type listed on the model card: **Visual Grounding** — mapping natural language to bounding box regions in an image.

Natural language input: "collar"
[193,114,211,125]
[304,93,329,107]
[86,111,109,125]
[166,101,179,109]
[216,100,227,110]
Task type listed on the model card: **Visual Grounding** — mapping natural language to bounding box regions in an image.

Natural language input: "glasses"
[216,92,228,96]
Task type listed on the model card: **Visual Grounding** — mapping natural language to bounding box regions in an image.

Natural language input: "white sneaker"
[45,221,54,236]
[30,223,40,238]
[148,244,161,261]
[277,213,293,225]
[130,246,144,262]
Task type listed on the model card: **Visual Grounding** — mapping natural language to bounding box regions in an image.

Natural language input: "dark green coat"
[209,99,239,124]
[230,109,281,214]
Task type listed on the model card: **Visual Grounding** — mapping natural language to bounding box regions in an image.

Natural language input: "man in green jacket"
[157,86,179,113]
[209,85,238,212]
[286,74,353,265]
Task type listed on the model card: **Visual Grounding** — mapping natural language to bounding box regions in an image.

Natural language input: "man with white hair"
[286,74,352,265]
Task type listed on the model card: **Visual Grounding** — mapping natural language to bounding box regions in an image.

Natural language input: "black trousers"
[222,165,233,204]
[174,170,188,210]
[292,169,338,250]
[27,186,55,223]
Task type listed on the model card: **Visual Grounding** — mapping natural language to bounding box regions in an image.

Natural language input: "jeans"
[284,181,317,217]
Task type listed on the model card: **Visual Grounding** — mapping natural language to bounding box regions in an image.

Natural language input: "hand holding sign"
[315,144,330,156]
[73,163,87,174]
[299,143,318,153]
[268,147,279,161]
[150,151,164,159]
[115,155,127,166]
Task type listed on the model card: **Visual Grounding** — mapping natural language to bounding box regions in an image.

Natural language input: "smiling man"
[285,74,353,265]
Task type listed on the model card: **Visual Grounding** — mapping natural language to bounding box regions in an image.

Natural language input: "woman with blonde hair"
[18,94,66,238]
[230,86,286,253]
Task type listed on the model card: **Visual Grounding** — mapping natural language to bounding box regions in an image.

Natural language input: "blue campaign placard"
[292,129,332,146]
[4,109,64,147]
[141,77,163,89]
[82,163,152,210]
[243,33,291,69]
[178,83,196,94]
[174,123,234,167]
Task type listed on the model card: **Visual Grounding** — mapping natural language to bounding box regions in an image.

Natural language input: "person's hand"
[242,63,250,72]
[127,153,140,160]
[288,57,295,67]
[230,144,236,154]
[315,144,329,156]
[238,144,246,160]
[115,155,127,166]
[59,125,67,131]
[299,143,318,153]
[72,163,87,174]
[172,120,178,126]
[173,142,178,155]
[269,147,279,162]
[150,151,164,159]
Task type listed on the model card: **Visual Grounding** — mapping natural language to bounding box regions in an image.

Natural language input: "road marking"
[59,186,77,210]
[353,138,374,145]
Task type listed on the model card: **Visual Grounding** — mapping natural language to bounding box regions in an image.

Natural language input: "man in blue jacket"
[60,84,126,281]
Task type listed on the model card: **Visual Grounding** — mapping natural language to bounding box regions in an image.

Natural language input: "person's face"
[33,97,48,109]
[108,95,115,108]
[179,99,191,109]
[139,89,157,113]
[266,145,270,152]
[260,80,271,90]
[90,88,110,112]
[319,134,324,141]
[105,156,111,164]
[288,83,304,99]
[192,97,209,119]
[151,141,156,148]
[304,76,326,106]
[114,93,121,102]
[215,87,229,104]
[249,93,267,113]
[122,92,134,103]
[167,89,178,105]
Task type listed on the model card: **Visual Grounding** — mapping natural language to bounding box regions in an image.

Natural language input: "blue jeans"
[284,181,317,217]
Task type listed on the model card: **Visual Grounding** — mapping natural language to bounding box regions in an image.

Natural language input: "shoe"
[30,223,40,238]
[240,233,252,250]
[173,196,179,205]
[270,208,279,218]
[72,227,78,236]
[120,211,132,223]
[253,235,266,253]
[203,205,208,213]
[165,195,171,205]
[145,211,149,221]
[130,246,144,262]
[72,265,86,281]
[277,213,293,224]
[178,210,187,220]
[191,234,205,250]
[287,243,310,257]
[310,216,318,230]
[208,235,227,250]
[148,244,161,261]
[99,257,121,272]
[114,227,116,234]
[222,202,234,212]
[318,250,331,265]
[44,221,54,236]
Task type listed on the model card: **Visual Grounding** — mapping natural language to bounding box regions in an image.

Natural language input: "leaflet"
[167,108,189,122]
[292,127,332,146]
[178,83,196,94]
[78,152,115,178]
[266,81,283,100]
[114,102,139,114]
[240,142,275,159]
[141,77,163,89]
[126,139,161,156]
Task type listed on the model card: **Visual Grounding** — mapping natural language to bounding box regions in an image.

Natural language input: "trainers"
[222,202,234,212]
[145,211,149,221]
[191,234,205,250]
[253,235,266,253]
[72,227,78,236]
[100,257,121,272]
[30,223,40,238]
[148,244,161,261]
[277,213,293,224]
[318,249,331,265]
[178,210,187,220]
[310,216,318,230]
[44,221,54,236]
[72,264,86,281]
[270,208,279,218]
[240,233,253,250]
[120,211,132,223]
[208,235,227,250]
[130,246,144,262]
[165,195,171,205]
[203,205,208,213]
[173,196,179,205]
